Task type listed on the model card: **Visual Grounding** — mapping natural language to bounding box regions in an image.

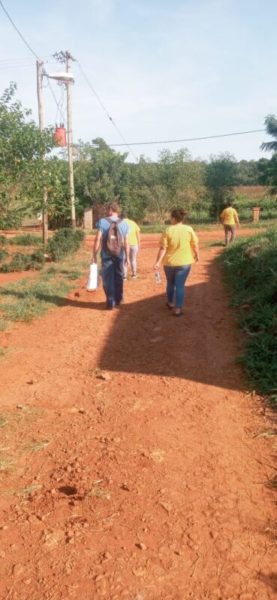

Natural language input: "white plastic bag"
[87,263,98,291]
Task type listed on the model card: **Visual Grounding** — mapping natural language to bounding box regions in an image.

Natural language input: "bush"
[0,250,45,272]
[10,234,42,246]
[0,211,22,230]
[47,228,85,261]
[0,249,8,262]
[0,235,8,246]
[221,228,277,395]
[234,195,277,222]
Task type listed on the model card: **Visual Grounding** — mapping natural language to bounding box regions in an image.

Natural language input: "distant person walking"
[220,201,240,246]
[92,202,129,309]
[154,208,199,317]
[123,215,141,279]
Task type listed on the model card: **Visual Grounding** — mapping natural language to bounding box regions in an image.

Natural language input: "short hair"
[227,200,233,207]
[108,201,120,213]
[171,208,186,223]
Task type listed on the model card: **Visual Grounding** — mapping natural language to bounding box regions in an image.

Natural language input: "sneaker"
[115,299,124,308]
[131,274,137,279]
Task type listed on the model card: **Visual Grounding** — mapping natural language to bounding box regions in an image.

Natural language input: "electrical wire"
[44,77,65,123]
[77,61,138,161]
[0,0,39,60]
[109,128,265,147]
[0,0,65,122]
[0,0,266,154]
[77,59,265,153]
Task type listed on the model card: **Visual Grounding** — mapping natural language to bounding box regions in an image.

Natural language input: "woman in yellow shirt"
[154,208,199,317]
[220,201,239,246]
[123,215,141,279]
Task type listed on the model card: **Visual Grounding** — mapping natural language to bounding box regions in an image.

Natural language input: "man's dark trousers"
[102,256,124,308]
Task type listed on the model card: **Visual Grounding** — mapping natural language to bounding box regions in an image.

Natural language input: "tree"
[236,160,260,185]
[0,82,54,229]
[260,115,277,195]
[74,138,128,209]
[205,153,238,218]
[261,115,277,153]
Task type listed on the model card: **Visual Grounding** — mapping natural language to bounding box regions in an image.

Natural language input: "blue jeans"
[102,256,124,308]
[164,265,191,309]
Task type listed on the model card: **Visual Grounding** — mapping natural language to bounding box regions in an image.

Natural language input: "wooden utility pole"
[36,60,48,248]
[65,51,76,229]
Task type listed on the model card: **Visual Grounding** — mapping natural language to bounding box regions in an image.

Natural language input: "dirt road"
[0,232,275,600]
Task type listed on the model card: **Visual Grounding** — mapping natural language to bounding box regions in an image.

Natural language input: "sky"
[0,0,277,163]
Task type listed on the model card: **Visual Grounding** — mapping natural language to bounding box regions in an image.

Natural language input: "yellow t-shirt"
[124,218,140,246]
[220,207,239,225]
[160,223,198,266]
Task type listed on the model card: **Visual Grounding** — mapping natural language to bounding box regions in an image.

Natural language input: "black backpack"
[105,218,123,257]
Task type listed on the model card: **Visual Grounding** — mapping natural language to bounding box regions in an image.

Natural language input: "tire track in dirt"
[0,232,275,600]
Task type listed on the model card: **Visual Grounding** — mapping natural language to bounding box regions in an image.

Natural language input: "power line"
[0,55,52,64]
[0,0,65,122]
[109,128,265,147]
[77,61,138,162]
[0,0,39,60]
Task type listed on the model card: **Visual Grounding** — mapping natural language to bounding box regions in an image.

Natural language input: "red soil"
[0,230,275,600]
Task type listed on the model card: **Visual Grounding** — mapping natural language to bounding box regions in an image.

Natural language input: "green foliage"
[0,249,8,262]
[235,160,261,185]
[0,83,54,229]
[261,115,277,153]
[10,233,42,246]
[0,278,71,322]
[47,228,85,261]
[205,153,238,218]
[258,154,277,193]
[0,83,276,229]
[74,137,128,209]
[221,229,277,394]
[0,235,8,245]
[0,250,45,272]
[234,195,277,221]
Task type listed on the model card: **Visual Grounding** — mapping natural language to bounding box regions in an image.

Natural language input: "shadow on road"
[96,261,246,392]
[0,256,245,392]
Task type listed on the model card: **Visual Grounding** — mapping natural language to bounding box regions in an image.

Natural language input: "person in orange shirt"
[220,201,240,246]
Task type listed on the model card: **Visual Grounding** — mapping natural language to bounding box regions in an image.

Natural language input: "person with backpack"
[92,202,129,309]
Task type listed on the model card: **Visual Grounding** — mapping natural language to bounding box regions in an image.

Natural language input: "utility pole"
[51,50,76,229]
[65,51,76,229]
[36,60,48,248]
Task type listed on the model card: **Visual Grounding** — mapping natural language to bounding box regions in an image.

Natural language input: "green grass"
[24,439,50,453]
[0,415,7,427]
[221,228,277,398]
[0,252,88,328]
[0,278,72,323]
[0,235,8,246]
[0,250,45,273]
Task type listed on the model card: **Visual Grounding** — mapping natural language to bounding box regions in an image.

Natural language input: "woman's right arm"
[154,231,167,269]
[190,230,199,262]
[193,243,199,262]
[154,246,166,269]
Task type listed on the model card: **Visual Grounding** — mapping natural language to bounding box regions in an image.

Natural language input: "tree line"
[1,83,276,229]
